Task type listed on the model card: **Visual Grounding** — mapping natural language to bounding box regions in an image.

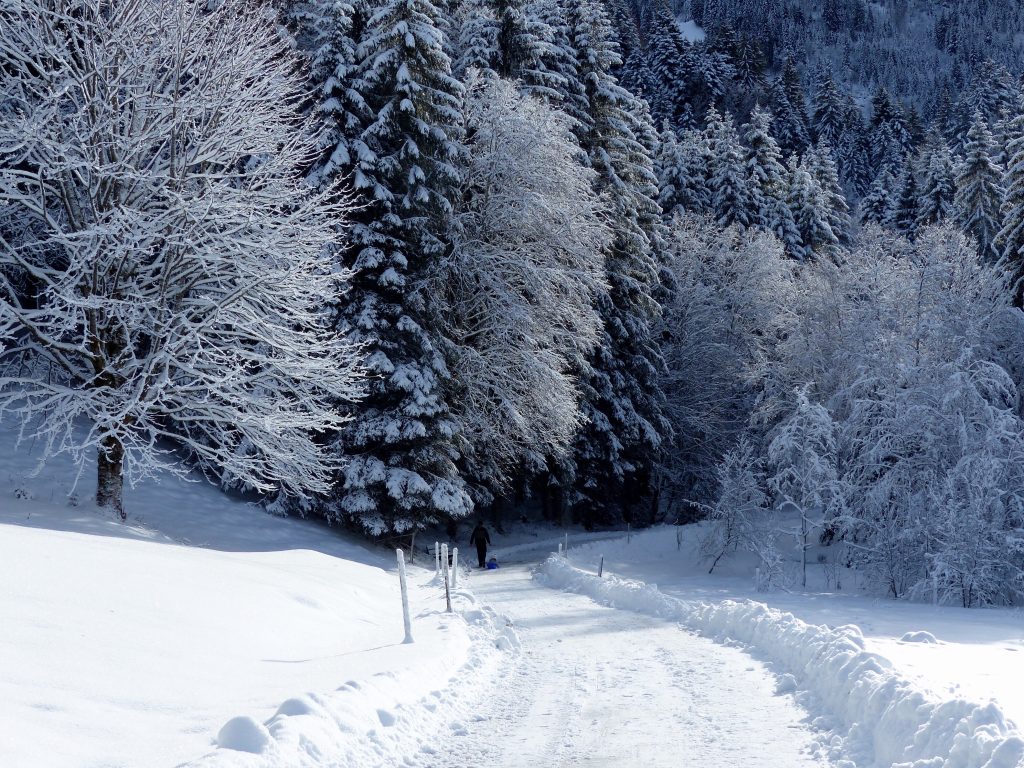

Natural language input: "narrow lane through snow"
[422,564,831,768]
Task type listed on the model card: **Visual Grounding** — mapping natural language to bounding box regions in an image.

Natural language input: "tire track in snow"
[420,565,832,768]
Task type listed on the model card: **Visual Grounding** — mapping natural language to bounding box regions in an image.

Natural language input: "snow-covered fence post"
[396,549,413,644]
[558,541,563,556]
[435,542,440,575]
[627,523,631,543]
[441,544,453,613]
[563,531,569,557]
[598,556,604,577]
[755,567,761,591]
[452,548,459,589]
[676,528,682,551]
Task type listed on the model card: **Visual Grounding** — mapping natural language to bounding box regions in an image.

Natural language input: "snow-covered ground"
[0,423,513,767]
[6,412,1024,768]
[426,564,830,768]
[542,526,1024,768]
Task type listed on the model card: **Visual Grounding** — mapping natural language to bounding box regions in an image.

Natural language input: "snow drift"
[538,555,1024,768]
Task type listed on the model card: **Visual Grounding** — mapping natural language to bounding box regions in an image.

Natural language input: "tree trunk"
[97,435,125,520]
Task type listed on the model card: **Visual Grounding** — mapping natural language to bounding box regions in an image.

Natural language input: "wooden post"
[627,523,631,543]
[563,531,568,557]
[434,541,440,574]
[452,548,459,589]
[598,556,604,578]
[396,549,413,644]
[441,543,453,613]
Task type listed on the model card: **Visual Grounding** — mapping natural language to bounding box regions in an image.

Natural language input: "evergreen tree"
[861,167,897,226]
[567,0,670,526]
[888,157,921,239]
[532,0,588,125]
[707,106,754,228]
[788,157,836,259]
[770,189,805,259]
[806,142,851,243]
[656,124,712,216]
[296,0,371,189]
[335,0,473,534]
[641,2,694,128]
[769,77,810,156]
[955,113,1004,260]
[916,135,957,228]
[995,112,1024,305]
[743,106,788,228]
[812,71,847,148]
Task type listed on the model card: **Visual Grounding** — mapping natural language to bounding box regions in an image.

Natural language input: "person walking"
[470,521,491,568]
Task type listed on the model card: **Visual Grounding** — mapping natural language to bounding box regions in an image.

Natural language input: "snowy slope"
[0,421,513,768]
[540,527,1024,768]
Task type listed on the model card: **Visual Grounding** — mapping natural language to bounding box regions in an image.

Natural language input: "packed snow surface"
[425,563,828,767]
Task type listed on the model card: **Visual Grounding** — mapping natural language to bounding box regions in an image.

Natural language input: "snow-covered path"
[426,565,830,768]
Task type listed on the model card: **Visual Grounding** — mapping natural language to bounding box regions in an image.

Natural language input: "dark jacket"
[470,524,491,547]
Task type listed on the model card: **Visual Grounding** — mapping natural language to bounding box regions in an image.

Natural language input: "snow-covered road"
[425,565,829,768]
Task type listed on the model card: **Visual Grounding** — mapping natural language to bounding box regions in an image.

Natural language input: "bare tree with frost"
[433,75,609,501]
[0,0,363,518]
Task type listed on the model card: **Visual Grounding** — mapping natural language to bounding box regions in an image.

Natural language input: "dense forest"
[3,0,1024,606]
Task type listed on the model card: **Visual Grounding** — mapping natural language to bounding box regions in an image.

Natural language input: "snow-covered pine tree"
[743,106,788,228]
[887,157,921,240]
[916,135,957,229]
[805,142,851,243]
[452,0,498,76]
[335,0,473,535]
[656,125,713,217]
[861,168,897,226]
[295,0,371,189]
[769,77,810,157]
[640,1,694,128]
[532,0,588,125]
[770,192,805,259]
[787,157,837,259]
[707,106,754,228]
[811,71,847,148]
[0,0,365,518]
[955,113,1004,261]
[996,112,1024,305]
[567,0,670,526]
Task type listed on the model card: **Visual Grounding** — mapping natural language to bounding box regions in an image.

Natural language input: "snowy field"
[0,423,514,767]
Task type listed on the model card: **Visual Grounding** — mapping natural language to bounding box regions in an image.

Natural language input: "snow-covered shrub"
[701,439,772,572]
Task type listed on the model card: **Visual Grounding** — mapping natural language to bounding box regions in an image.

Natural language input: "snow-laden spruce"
[0,0,363,517]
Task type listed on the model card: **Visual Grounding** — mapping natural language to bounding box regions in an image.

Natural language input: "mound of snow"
[217,717,271,754]
[900,630,939,644]
[538,555,1024,768]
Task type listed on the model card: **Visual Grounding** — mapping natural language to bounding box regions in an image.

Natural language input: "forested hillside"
[3,0,1024,607]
